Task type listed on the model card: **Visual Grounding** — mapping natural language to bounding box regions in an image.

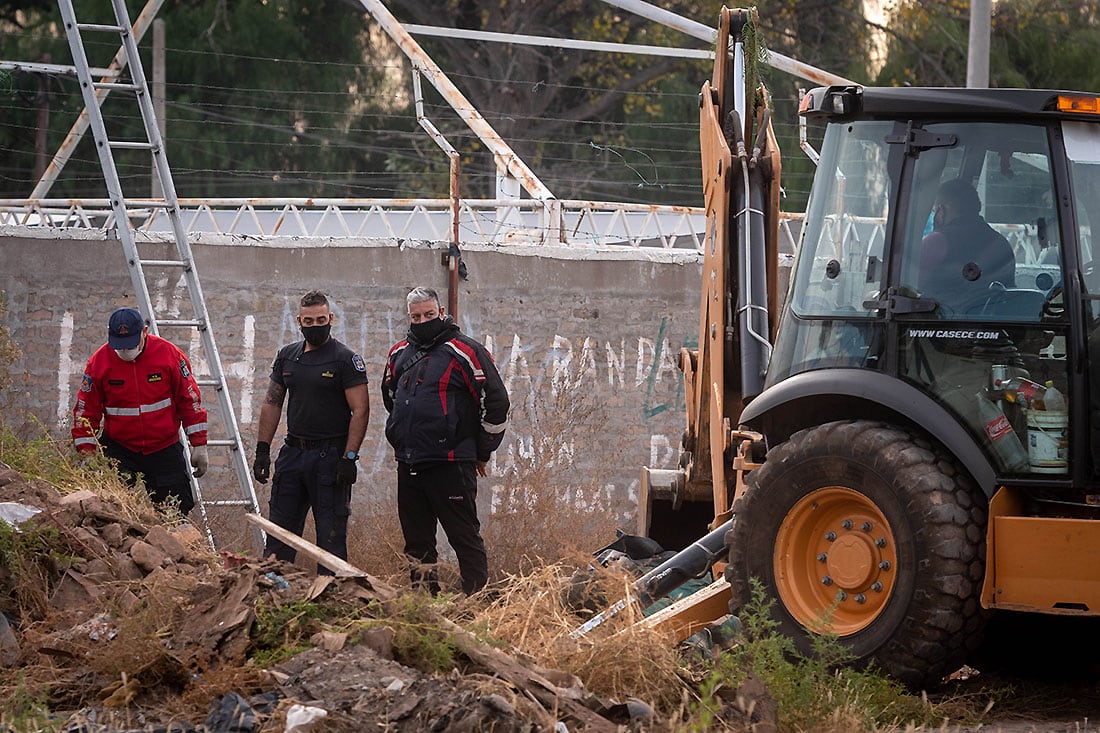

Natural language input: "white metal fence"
[0,197,809,254]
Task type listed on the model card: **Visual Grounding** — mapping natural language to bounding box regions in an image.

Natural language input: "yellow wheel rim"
[774,487,898,636]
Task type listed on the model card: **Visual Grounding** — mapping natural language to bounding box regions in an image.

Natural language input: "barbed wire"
[0,24,822,205]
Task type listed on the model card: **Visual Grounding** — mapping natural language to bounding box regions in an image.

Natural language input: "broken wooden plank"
[638,576,732,641]
[439,616,619,732]
[245,513,397,599]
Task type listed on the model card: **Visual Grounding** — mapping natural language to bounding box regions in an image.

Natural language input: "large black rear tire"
[723,420,988,689]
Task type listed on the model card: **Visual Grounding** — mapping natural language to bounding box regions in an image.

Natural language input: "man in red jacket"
[72,307,209,514]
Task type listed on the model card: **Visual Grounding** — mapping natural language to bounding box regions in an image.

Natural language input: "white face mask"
[113,346,142,362]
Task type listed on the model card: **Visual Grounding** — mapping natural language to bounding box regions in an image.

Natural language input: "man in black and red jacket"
[381,287,509,595]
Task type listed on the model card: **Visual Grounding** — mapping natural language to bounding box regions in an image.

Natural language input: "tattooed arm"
[256,379,287,445]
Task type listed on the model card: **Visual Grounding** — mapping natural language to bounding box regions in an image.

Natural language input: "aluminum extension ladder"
[57,0,262,551]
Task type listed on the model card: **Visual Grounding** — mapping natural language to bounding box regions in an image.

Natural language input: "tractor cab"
[751,86,1100,491]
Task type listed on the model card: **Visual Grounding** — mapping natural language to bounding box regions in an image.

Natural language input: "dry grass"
[0,290,20,394]
[467,556,690,715]
[482,365,626,579]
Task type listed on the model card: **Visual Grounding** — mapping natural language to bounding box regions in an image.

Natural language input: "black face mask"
[301,323,331,347]
[409,317,447,344]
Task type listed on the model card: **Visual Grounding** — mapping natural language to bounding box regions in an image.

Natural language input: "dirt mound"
[0,463,685,731]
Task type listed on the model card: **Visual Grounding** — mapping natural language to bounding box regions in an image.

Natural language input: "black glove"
[253,441,271,484]
[335,456,356,490]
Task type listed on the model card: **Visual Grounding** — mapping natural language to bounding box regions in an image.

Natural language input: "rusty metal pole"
[448,151,460,319]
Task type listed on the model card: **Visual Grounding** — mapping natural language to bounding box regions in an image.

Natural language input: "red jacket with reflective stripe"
[72,334,209,455]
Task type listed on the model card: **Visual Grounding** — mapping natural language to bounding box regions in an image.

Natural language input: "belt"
[285,435,345,451]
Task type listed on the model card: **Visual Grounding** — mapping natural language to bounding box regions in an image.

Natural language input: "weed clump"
[250,598,332,667]
[684,578,975,731]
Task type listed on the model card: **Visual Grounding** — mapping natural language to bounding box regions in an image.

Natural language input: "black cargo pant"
[101,436,194,514]
[397,461,488,595]
[264,443,350,575]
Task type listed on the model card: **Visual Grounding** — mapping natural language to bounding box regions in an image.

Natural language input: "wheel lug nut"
[855,594,866,604]
[825,531,837,541]
[821,576,833,586]
[879,560,891,570]
[836,591,847,601]
[841,519,853,530]
[875,537,887,548]
[871,582,883,592]
[817,553,827,562]
[861,521,872,532]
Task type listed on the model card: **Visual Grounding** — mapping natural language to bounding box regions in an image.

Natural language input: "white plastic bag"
[0,502,42,528]
[284,704,328,732]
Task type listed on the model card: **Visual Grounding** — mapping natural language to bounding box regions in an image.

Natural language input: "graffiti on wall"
[49,293,692,523]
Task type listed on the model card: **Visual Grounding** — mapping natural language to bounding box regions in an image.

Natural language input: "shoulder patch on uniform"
[352,353,366,372]
[80,374,93,393]
[179,358,191,379]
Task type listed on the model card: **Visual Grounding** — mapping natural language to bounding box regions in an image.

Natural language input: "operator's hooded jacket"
[381,316,509,466]
[72,334,209,455]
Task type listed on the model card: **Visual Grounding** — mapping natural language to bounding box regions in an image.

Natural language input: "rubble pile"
[0,463,672,732]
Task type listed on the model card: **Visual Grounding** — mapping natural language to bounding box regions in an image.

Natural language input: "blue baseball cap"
[108,307,145,349]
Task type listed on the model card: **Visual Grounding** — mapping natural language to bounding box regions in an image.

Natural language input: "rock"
[70,525,109,556]
[309,630,347,652]
[130,540,166,573]
[170,523,204,553]
[117,589,141,614]
[728,672,779,733]
[49,569,101,613]
[0,612,19,667]
[82,557,113,580]
[361,626,395,659]
[58,489,99,506]
[481,693,515,716]
[114,554,145,581]
[384,692,422,721]
[100,522,125,547]
[145,525,186,562]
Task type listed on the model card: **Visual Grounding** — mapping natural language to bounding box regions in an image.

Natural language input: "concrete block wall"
[0,232,702,549]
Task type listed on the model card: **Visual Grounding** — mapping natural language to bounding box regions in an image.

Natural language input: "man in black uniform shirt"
[252,290,370,573]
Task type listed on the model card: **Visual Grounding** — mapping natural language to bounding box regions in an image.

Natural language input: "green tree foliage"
[0,0,392,199]
[991,0,1100,91]
[875,0,1100,90]
[750,1,875,209]
[873,0,970,87]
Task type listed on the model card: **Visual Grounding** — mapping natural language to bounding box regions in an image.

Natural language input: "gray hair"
[406,287,440,310]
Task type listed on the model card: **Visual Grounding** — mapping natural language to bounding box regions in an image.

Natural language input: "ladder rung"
[195,378,220,387]
[110,141,155,150]
[204,439,239,447]
[93,81,140,91]
[202,499,257,508]
[76,22,124,33]
[157,319,203,328]
[141,259,188,267]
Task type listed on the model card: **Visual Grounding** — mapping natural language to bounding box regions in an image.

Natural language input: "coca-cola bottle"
[976,391,1029,472]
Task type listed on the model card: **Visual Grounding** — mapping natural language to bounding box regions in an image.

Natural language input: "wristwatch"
[344,450,358,461]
